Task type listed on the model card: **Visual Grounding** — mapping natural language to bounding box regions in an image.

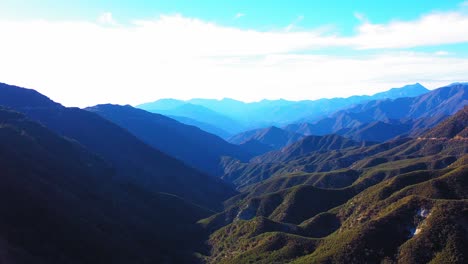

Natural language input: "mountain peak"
[371,83,429,100]
[401,83,427,91]
[264,126,283,133]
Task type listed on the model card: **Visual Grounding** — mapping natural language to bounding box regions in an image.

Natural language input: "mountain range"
[138,83,429,137]
[220,83,466,153]
[285,83,467,141]
[138,100,247,135]
[0,81,466,264]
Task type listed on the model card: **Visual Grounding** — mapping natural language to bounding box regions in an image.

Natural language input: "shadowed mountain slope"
[0,108,212,263]
[0,82,235,211]
[86,104,251,176]
[167,115,232,139]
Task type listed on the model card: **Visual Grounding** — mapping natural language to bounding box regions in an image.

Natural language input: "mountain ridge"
[86,103,252,176]
[0,82,235,211]
[284,83,467,142]
[137,83,429,135]
[229,126,305,150]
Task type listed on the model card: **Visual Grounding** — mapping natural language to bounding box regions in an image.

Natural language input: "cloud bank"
[0,8,467,107]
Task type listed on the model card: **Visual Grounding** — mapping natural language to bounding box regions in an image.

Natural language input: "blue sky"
[1,0,464,33]
[0,0,468,106]
[0,1,462,26]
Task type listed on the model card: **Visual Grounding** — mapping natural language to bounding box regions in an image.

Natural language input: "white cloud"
[435,50,450,56]
[0,9,467,107]
[352,12,468,49]
[97,12,117,25]
[234,13,245,19]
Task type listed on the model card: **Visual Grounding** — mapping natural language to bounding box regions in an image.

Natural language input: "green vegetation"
[202,108,468,263]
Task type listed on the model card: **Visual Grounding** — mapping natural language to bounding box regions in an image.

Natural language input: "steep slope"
[0,82,235,211]
[0,108,212,263]
[86,104,251,176]
[423,105,468,139]
[229,126,305,149]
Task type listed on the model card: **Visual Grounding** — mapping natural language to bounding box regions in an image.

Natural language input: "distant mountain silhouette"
[285,83,467,141]
[138,98,186,110]
[167,115,232,138]
[295,83,430,123]
[138,83,429,134]
[364,83,429,100]
[229,126,305,149]
[0,107,212,263]
[86,104,251,176]
[138,102,246,134]
[0,82,235,211]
